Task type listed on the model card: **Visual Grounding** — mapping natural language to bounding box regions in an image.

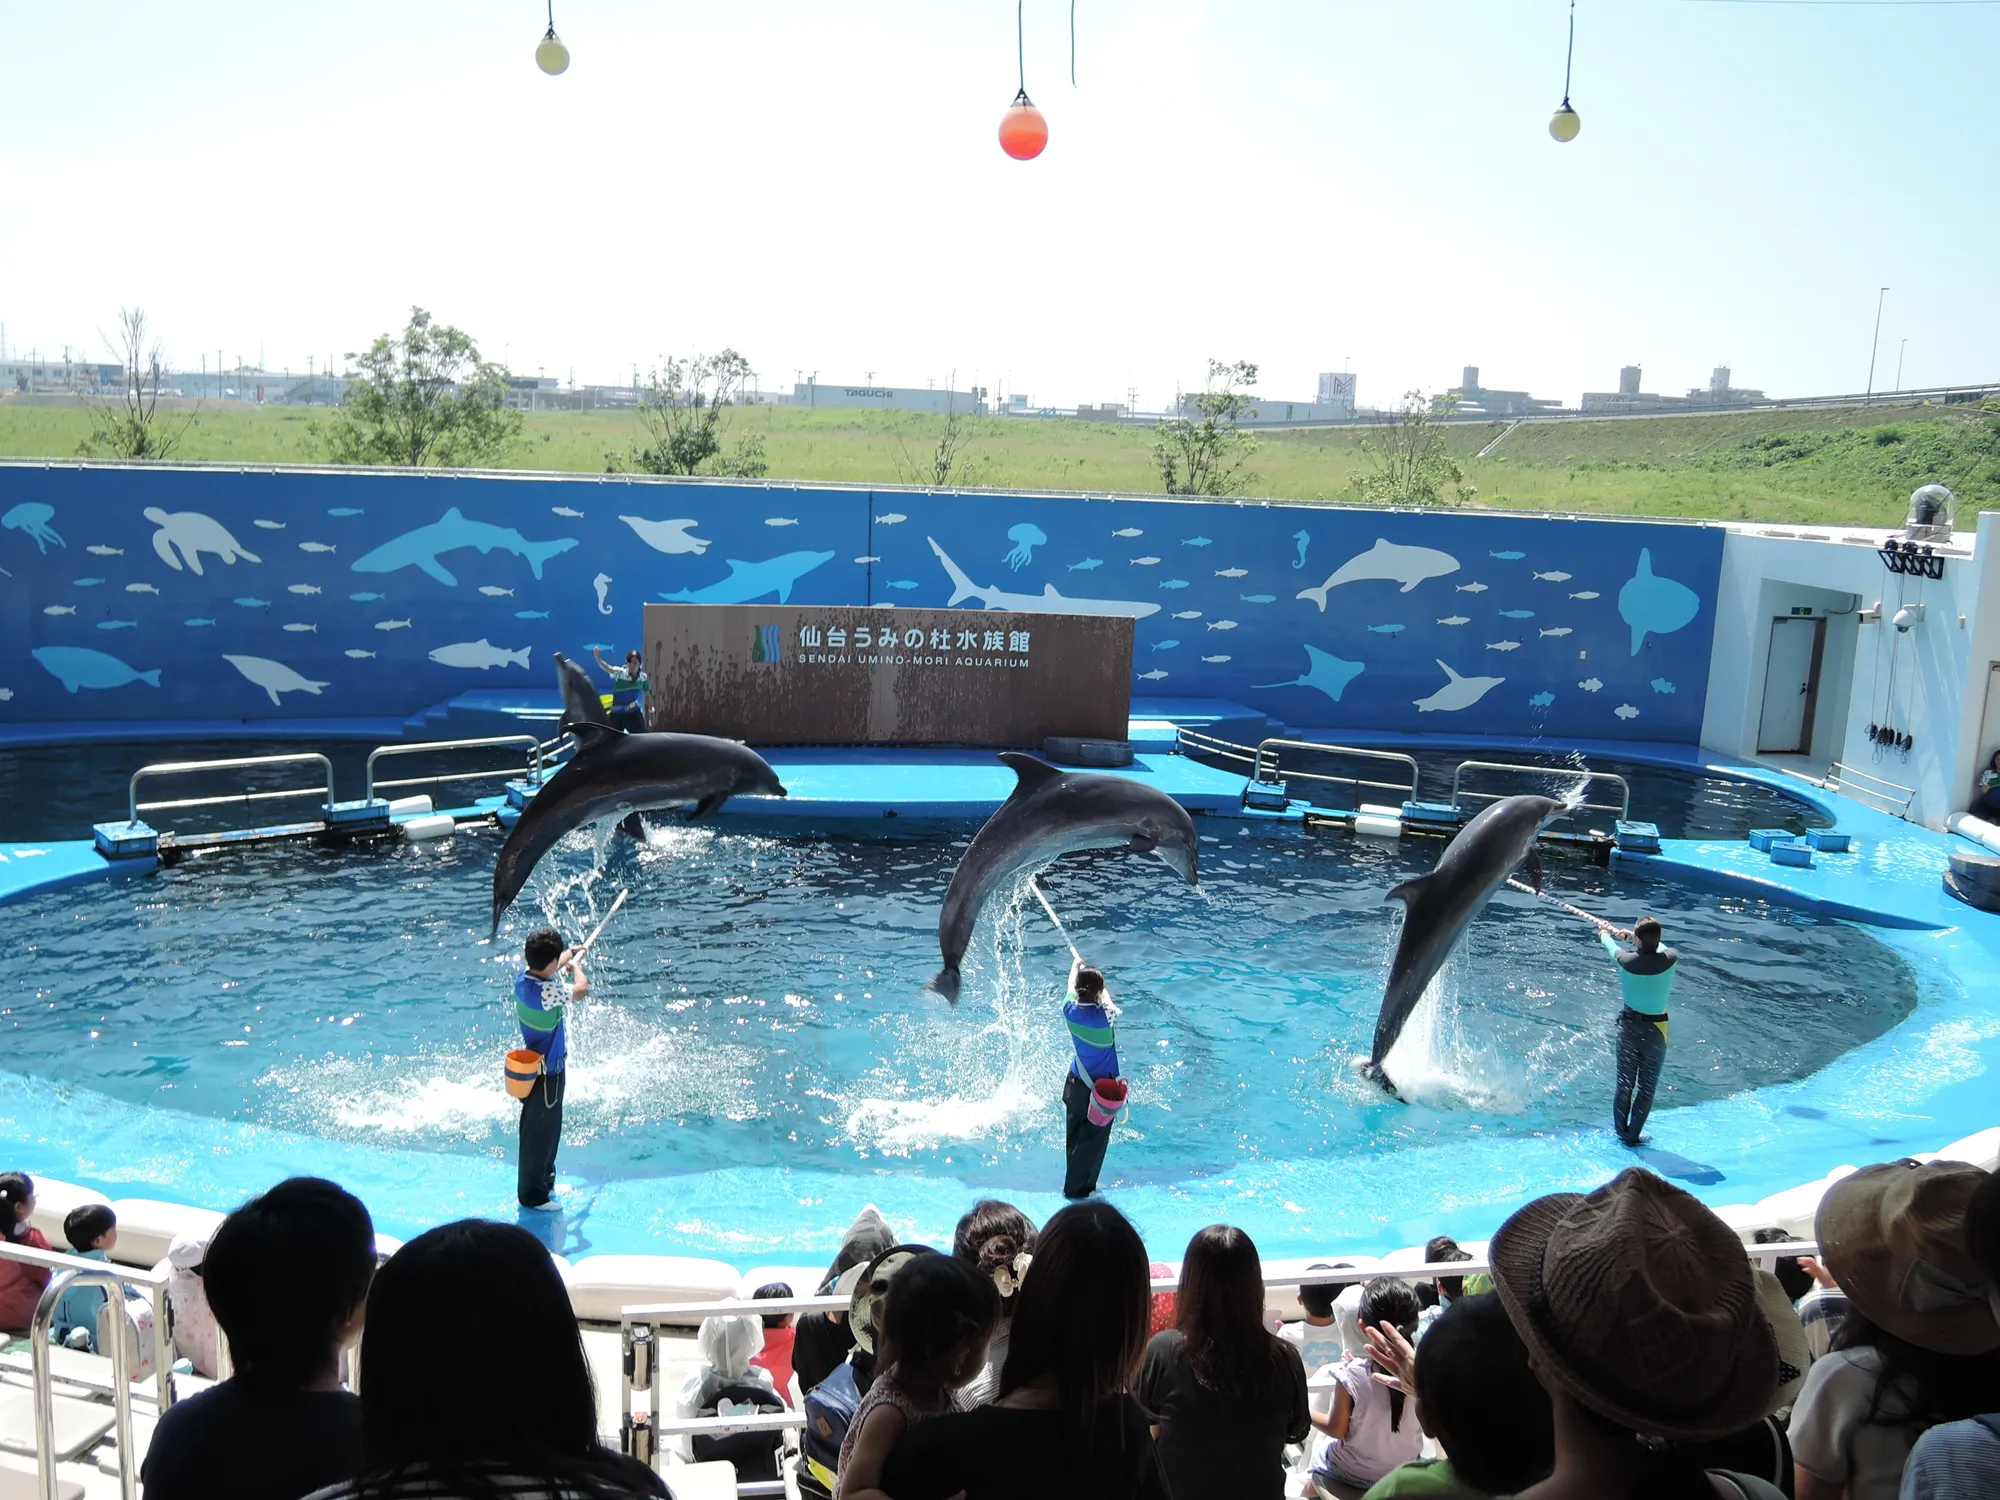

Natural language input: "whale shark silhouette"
[352,507,578,586]
[1618,549,1701,654]
[659,550,836,604]
[927,538,1161,618]
[1253,645,1366,702]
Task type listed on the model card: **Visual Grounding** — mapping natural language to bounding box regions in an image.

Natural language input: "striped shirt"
[1065,993,1120,1084]
[516,968,568,1073]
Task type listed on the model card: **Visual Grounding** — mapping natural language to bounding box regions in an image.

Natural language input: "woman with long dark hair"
[303,1220,668,1500]
[1135,1225,1307,1500]
[880,1200,1167,1500]
[951,1199,1037,1407]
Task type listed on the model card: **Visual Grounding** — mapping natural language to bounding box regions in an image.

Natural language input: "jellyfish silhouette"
[1003,522,1047,572]
[2,502,65,554]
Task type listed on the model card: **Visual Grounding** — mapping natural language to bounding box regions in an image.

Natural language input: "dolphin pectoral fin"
[1126,832,1159,855]
[1523,848,1544,894]
[617,812,646,840]
[997,752,1064,799]
[688,791,728,820]
[1385,874,1434,907]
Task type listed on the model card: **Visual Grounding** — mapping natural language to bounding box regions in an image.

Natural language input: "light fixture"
[1549,0,1580,142]
[998,1,1048,160]
[536,0,569,75]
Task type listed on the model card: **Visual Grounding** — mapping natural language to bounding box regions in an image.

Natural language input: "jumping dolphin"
[553,651,609,731]
[930,753,1200,1002]
[490,723,786,936]
[1365,793,1571,1086]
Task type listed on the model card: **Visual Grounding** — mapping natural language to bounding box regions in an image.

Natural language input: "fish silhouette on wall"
[32,646,160,691]
[1253,646,1366,703]
[659,551,837,605]
[223,654,330,706]
[353,507,578,586]
[1618,549,1702,654]
[619,516,712,556]
[1298,539,1460,607]
[147,508,261,574]
[1414,660,1505,713]
[2,502,64,553]
[927,539,1161,618]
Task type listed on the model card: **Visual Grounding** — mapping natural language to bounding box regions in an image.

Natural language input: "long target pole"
[1030,878,1084,963]
[1506,876,1603,928]
[573,887,630,959]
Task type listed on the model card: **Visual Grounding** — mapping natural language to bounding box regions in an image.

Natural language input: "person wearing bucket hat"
[1899,1166,2000,1499]
[1060,958,1126,1199]
[1487,1167,1789,1500]
[1790,1160,2000,1500]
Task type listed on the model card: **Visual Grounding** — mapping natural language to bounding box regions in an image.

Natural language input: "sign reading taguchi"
[642,603,1134,745]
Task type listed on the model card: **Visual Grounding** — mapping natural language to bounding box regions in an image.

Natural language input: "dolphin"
[553,651,610,732]
[930,753,1199,1002]
[1297,538,1460,608]
[490,723,787,937]
[1365,793,1570,1085]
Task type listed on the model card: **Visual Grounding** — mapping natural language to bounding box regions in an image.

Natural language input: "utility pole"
[1864,287,1889,401]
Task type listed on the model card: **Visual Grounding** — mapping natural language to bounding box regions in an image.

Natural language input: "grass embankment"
[3,397,1995,528]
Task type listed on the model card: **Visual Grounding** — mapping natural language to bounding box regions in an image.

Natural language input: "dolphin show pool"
[3,462,1998,1269]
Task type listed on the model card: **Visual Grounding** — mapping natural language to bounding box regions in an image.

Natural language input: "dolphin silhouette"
[490,723,786,936]
[930,753,1199,1002]
[1297,538,1460,608]
[1366,793,1570,1087]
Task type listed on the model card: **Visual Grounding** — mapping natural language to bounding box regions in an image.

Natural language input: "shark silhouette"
[352,507,578,586]
[659,550,836,604]
[927,538,1161,618]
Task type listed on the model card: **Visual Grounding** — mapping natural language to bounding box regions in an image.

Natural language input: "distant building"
[0,359,121,394]
[1581,363,1766,414]
[792,381,985,415]
[1685,365,1766,407]
[1173,370,1360,427]
[1075,403,1129,421]
[1317,372,1359,416]
[1441,365,1562,418]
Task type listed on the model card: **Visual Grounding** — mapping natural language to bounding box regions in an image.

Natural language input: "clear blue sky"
[1,1,1994,410]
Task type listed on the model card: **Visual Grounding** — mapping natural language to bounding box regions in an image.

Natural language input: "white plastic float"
[398,812,456,843]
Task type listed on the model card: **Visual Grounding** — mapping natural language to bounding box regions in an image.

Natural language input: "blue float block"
[1770,840,1814,868]
[505,779,545,810]
[91,820,159,859]
[1807,829,1852,853]
[1402,801,1464,827]
[1748,828,1794,852]
[322,798,392,831]
[1241,781,1290,813]
[1615,819,1662,853]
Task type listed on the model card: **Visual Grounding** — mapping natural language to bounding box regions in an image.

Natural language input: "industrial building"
[791,380,986,414]
[1440,365,1563,418]
[1581,364,1768,415]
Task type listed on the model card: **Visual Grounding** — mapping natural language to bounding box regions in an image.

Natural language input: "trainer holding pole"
[1597,914,1676,1148]
[1032,880,1126,1200]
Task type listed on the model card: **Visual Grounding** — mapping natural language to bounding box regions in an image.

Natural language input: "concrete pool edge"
[5,732,1996,1258]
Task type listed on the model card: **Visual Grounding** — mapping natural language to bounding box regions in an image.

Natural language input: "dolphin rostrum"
[490,723,786,936]
[1365,793,1571,1086]
[930,753,1200,1002]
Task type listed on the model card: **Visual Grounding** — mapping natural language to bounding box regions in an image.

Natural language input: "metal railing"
[364,735,547,802]
[129,753,335,826]
[1451,760,1631,827]
[1249,739,1420,804]
[1826,761,1917,819]
[615,1239,1822,1481]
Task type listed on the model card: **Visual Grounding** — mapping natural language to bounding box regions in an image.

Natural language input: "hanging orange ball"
[998,90,1048,161]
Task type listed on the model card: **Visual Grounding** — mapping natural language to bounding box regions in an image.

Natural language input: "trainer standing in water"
[1060,958,1122,1199]
[592,646,648,732]
[1597,915,1676,1146]
[515,927,587,1210]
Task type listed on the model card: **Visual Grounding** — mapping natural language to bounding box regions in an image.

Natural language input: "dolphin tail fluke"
[928,537,980,606]
[929,966,962,1004]
[525,537,581,579]
[1295,585,1329,611]
[137,669,162,687]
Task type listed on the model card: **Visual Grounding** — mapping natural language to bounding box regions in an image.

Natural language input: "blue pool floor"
[3,723,1997,1262]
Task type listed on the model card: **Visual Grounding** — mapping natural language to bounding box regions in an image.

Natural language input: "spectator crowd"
[1,1153,1997,1500]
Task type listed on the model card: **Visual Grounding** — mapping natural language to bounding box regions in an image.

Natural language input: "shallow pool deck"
[5,725,1997,1262]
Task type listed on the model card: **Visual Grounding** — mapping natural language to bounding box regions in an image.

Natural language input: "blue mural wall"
[0,464,1724,741]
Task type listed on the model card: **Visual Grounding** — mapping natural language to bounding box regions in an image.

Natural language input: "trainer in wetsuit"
[593,647,648,732]
[1598,914,1676,1146]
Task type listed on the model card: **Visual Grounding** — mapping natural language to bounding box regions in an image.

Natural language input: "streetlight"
[536,1,570,75]
[1896,338,1908,393]
[1865,286,1889,401]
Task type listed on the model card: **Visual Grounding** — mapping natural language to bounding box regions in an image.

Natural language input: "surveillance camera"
[1893,604,1925,633]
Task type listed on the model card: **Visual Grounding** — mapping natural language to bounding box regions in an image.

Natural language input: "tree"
[1348,390,1477,507]
[313,307,522,468]
[1153,359,1259,495]
[891,379,987,489]
[623,349,768,478]
[78,307,196,460]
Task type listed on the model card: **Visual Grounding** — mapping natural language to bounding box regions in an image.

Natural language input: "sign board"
[642,604,1134,745]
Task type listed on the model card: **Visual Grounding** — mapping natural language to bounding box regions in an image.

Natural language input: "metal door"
[1757,617,1825,755]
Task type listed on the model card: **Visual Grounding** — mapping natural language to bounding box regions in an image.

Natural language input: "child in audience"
[676,1311,780,1424]
[0,1172,51,1334]
[1416,1236,1474,1339]
[50,1203,118,1350]
[836,1252,997,1500]
[750,1282,798,1404]
[163,1228,221,1377]
[143,1177,378,1500]
[1281,1265,1348,1373]
[1310,1277,1425,1492]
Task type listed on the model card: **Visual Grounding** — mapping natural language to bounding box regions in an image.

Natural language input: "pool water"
[8,814,1918,1207]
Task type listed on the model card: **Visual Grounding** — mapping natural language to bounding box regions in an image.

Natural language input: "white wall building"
[791,382,984,414]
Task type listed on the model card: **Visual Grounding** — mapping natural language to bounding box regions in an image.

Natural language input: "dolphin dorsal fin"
[998,752,1065,798]
[568,721,624,750]
[1385,873,1433,907]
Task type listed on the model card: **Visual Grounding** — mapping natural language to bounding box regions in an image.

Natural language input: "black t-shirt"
[143,1377,363,1500]
[791,1312,854,1400]
[879,1396,1169,1500]
[1135,1329,1310,1500]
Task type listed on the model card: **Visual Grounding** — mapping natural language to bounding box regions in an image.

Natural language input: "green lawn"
[4,396,1994,529]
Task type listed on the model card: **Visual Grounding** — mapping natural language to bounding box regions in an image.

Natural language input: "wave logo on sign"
[751,624,784,664]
